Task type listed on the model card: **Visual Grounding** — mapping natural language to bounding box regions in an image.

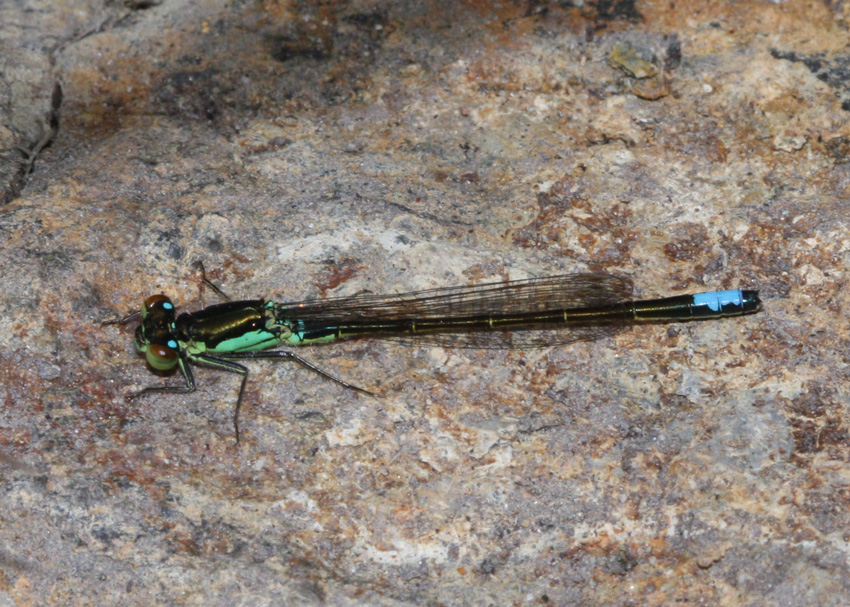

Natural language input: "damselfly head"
[135,294,181,371]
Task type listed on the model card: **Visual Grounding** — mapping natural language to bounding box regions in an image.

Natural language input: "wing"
[272,273,634,349]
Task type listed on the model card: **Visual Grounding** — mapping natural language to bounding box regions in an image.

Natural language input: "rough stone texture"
[1,1,849,605]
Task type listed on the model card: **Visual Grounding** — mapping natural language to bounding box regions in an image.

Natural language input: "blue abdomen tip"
[693,290,744,312]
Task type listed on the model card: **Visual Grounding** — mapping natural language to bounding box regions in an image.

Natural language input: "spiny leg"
[192,354,250,442]
[194,260,232,301]
[101,309,141,326]
[126,347,372,442]
[129,352,250,443]
[201,351,372,442]
[129,351,197,400]
[218,350,374,396]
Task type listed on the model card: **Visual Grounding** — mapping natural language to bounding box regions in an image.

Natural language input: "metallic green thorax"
[175,300,342,353]
[134,298,341,369]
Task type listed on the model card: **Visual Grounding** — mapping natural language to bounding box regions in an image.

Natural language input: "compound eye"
[143,294,174,315]
[145,342,179,370]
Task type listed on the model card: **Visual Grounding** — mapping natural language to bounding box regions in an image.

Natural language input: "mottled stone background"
[1,0,849,605]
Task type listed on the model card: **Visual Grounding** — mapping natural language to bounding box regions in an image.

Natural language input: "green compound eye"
[145,342,179,371]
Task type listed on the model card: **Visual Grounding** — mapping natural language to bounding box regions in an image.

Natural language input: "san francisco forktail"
[109,272,761,441]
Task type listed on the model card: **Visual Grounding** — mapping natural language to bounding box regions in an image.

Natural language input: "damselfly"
[108,271,761,441]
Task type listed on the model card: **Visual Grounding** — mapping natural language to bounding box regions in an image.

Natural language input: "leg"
[203,351,372,442]
[128,354,199,432]
[194,260,232,301]
[191,354,251,443]
[103,261,231,327]
[218,350,374,396]
[129,354,247,444]
[129,352,198,400]
[101,309,141,326]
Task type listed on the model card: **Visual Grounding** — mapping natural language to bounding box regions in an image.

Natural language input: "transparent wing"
[272,273,634,349]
